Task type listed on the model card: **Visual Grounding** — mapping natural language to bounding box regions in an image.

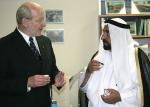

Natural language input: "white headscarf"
[105,19,143,107]
[106,18,139,95]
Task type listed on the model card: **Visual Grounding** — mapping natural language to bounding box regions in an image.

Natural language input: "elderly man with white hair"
[79,18,150,107]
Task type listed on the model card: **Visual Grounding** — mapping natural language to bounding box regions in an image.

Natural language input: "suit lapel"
[12,29,43,64]
[36,37,45,59]
[36,36,52,62]
[36,36,52,74]
[12,29,33,56]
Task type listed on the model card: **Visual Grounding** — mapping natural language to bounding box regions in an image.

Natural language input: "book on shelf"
[138,19,144,36]
[147,19,150,36]
[145,19,150,36]
[137,19,150,37]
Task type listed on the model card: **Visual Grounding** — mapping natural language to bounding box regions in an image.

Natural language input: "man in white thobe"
[79,18,144,107]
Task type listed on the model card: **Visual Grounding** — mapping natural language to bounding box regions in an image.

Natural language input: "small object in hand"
[44,75,50,83]
[51,100,57,107]
[44,75,49,77]
[104,89,111,96]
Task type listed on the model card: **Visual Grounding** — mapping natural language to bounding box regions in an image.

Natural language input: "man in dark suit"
[0,1,65,107]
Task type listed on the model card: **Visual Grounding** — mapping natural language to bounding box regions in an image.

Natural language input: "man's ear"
[22,18,30,27]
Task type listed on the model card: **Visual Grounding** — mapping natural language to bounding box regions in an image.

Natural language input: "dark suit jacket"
[0,28,59,107]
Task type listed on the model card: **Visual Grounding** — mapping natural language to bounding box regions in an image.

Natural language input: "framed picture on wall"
[133,1,150,14]
[127,21,137,35]
[105,0,125,14]
[45,29,64,43]
[45,10,63,24]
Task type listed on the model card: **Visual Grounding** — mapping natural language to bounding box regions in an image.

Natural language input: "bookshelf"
[99,14,150,37]
[99,14,150,58]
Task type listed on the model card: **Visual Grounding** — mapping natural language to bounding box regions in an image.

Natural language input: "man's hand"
[27,75,50,88]
[87,60,103,73]
[101,89,121,104]
[80,60,103,87]
[55,71,65,87]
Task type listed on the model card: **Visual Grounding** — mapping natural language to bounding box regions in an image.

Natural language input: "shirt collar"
[17,28,36,45]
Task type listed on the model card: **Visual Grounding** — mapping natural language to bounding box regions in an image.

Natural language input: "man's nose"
[101,34,104,40]
[42,22,46,27]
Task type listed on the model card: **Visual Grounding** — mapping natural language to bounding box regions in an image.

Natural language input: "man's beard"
[103,40,111,50]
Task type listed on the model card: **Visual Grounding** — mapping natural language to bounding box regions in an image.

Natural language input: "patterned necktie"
[29,37,40,60]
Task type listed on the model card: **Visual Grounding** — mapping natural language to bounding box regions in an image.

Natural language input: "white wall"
[0,0,99,107]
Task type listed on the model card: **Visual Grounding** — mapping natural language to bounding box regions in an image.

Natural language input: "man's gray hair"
[16,4,32,24]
